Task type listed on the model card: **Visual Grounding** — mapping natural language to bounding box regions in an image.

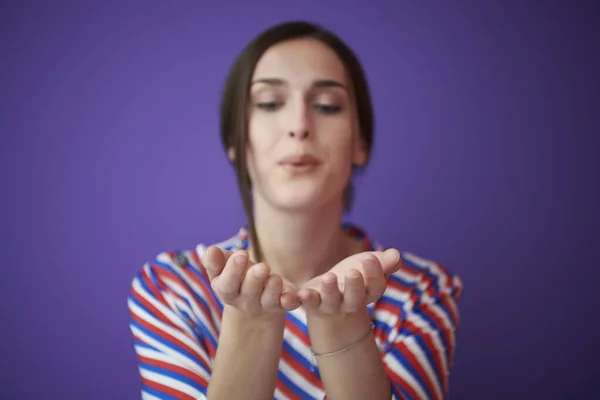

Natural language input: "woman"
[128,20,463,400]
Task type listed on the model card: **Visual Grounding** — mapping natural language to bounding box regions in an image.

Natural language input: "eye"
[314,104,342,114]
[256,102,282,111]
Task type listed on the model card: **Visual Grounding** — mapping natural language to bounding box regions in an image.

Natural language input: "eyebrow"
[251,78,346,89]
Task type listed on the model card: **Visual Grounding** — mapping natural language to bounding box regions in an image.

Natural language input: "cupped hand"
[297,249,402,315]
[201,246,301,316]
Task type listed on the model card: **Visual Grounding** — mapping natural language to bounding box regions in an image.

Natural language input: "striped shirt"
[128,223,463,400]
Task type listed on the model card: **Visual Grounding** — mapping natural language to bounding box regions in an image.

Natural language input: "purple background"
[2,1,598,399]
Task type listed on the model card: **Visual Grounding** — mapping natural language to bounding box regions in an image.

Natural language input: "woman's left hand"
[297,248,402,316]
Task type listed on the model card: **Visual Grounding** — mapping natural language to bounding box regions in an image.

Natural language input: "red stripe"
[285,320,310,347]
[384,364,421,399]
[421,303,454,376]
[139,355,208,388]
[130,284,173,327]
[386,280,420,306]
[280,350,322,389]
[275,379,303,400]
[396,341,440,400]
[180,267,223,329]
[441,293,459,328]
[141,268,168,304]
[141,377,196,400]
[404,321,447,395]
[131,313,212,373]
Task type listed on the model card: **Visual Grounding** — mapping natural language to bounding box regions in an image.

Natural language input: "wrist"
[223,305,287,330]
[306,306,370,328]
[305,307,372,351]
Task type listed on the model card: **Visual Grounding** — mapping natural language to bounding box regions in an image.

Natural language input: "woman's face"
[239,38,367,213]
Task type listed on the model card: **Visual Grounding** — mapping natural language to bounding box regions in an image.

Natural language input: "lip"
[278,154,321,166]
[278,154,321,173]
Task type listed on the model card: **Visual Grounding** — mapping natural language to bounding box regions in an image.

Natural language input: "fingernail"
[347,269,361,279]
[384,248,400,265]
[234,253,247,266]
[253,265,268,278]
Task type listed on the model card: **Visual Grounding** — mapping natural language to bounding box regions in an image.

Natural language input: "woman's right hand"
[201,246,301,316]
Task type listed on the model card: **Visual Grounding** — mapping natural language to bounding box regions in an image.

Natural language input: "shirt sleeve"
[127,250,222,400]
[378,253,463,400]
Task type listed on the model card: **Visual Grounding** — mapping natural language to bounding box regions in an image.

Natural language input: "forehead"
[252,38,347,85]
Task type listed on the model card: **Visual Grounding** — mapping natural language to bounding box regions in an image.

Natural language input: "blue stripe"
[129,293,163,324]
[142,386,180,400]
[401,257,441,293]
[281,340,320,379]
[130,317,212,376]
[286,312,309,336]
[388,273,421,293]
[277,369,313,399]
[399,326,443,392]
[152,260,222,349]
[391,382,413,400]
[373,319,394,337]
[414,308,450,366]
[136,273,163,304]
[133,339,155,351]
[388,346,434,400]
[141,363,206,392]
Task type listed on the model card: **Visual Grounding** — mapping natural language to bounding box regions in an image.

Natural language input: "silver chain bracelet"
[309,323,375,372]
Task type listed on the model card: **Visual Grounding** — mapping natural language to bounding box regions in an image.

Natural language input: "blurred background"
[1,1,598,398]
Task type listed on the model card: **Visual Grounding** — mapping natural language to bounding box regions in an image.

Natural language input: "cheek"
[246,117,279,179]
[319,122,355,170]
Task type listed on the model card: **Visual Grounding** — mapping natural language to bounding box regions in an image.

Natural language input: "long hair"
[219,21,375,262]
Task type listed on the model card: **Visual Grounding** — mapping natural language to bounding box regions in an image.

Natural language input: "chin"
[269,187,341,213]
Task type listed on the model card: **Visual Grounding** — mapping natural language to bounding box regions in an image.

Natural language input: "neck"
[249,198,356,286]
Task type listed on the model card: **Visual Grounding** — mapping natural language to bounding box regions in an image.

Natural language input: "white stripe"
[383,351,429,400]
[425,300,456,350]
[403,252,449,289]
[129,311,211,378]
[274,387,292,400]
[128,297,212,367]
[282,329,313,367]
[405,312,449,378]
[398,334,443,400]
[373,309,400,331]
[157,254,222,337]
[383,286,416,311]
[278,359,323,399]
[140,368,204,399]
[135,345,202,377]
[161,276,219,340]
[132,273,197,340]
[141,391,162,400]
[131,325,210,380]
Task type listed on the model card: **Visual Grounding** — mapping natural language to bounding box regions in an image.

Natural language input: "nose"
[286,102,312,140]
[288,129,309,139]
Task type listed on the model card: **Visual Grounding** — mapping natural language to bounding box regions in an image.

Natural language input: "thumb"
[201,246,235,280]
[381,248,402,277]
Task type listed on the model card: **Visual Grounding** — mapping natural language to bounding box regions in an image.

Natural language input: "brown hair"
[219,21,375,262]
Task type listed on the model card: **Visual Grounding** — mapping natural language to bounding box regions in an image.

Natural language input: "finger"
[281,280,301,311]
[319,273,342,313]
[202,246,226,281]
[239,262,270,297]
[281,292,301,311]
[259,274,283,309]
[343,269,367,311]
[361,255,387,303]
[382,248,401,277]
[215,250,250,299]
[202,246,238,281]
[298,288,321,310]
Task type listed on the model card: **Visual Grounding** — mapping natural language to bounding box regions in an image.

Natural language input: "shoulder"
[396,251,463,298]
[127,228,246,305]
